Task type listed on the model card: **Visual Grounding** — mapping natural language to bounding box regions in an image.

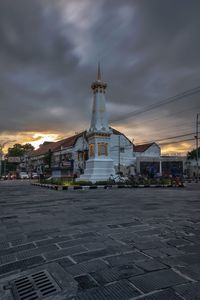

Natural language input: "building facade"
[29,129,135,178]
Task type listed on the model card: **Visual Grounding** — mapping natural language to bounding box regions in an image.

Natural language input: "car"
[31,172,39,179]
[1,175,8,180]
[19,172,29,179]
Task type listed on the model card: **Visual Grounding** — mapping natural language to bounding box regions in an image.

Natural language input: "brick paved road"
[0,181,200,299]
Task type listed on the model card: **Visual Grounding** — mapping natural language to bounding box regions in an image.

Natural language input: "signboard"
[7,157,21,163]
[62,161,71,167]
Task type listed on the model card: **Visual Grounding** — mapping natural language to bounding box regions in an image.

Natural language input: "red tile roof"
[30,128,135,157]
[134,143,155,152]
[112,128,133,145]
[30,132,86,157]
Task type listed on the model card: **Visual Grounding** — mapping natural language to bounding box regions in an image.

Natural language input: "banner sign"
[7,157,21,163]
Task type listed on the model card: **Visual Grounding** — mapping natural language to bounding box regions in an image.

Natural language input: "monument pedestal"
[77,157,115,183]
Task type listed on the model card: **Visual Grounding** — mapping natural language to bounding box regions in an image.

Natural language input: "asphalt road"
[0,180,200,299]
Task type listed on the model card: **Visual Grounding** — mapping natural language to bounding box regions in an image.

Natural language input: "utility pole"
[0,145,2,178]
[195,113,199,182]
[118,135,121,173]
[4,157,7,176]
[0,141,9,177]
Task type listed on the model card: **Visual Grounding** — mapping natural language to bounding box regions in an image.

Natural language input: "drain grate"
[10,270,61,300]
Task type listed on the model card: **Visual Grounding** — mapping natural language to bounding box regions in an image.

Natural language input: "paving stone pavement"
[0,180,200,299]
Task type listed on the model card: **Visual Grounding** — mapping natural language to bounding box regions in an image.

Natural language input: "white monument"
[77,65,115,182]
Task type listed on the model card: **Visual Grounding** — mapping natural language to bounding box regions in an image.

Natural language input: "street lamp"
[195,113,200,183]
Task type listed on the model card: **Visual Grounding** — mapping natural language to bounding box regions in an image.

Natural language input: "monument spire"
[90,65,109,132]
[97,62,101,81]
[77,65,115,182]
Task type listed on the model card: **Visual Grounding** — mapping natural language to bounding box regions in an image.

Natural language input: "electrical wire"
[159,138,195,146]
[135,132,195,145]
[128,105,200,126]
[133,119,197,141]
[111,85,200,123]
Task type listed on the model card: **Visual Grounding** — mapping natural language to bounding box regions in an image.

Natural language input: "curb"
[31,183,185,191]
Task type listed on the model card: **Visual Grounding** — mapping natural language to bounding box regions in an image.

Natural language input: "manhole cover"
[10,270,61,300]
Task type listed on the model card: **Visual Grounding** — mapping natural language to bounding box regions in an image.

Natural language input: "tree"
[43,149,52,168]
[23,143,34,153]
[2,143,34,174]
[7,144,24,157]
[7,143,34,157]
[187,147,200,160]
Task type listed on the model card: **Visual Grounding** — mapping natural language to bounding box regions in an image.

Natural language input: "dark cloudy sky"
[0,0,200,153]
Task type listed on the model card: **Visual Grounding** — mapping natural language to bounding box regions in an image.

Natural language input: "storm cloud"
[0,0,200,152]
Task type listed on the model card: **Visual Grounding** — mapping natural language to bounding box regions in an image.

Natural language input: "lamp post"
[195,113,200,183]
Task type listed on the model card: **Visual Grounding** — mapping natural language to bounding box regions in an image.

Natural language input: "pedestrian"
[73,173,77,183]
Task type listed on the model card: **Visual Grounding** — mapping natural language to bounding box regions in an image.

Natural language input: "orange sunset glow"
[1,127,195,156]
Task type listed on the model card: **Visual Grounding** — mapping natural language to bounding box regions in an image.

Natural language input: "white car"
[31,172,39,179]
[19,172,29,179]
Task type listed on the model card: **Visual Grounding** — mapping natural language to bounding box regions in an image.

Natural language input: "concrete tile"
[0,256,45,275]
[129,269,191,293]
[75,274,99,291]
[105,251,148,266]
[75,280,141,300]
[135,259,168,272]
[174,282,200,300]
[139,288,182,299]
[64,259,109,276]
[44,245,87,260]
[72,248,112,263]
[90,264,144,284]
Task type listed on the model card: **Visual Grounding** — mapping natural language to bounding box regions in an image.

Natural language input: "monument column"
[77,64,115,182]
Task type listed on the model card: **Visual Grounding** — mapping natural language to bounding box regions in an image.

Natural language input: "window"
[89,144,95,157]
[120,147,125,153]
[98,143,108,156]
[78,152,83,161]
[83,150,89,160]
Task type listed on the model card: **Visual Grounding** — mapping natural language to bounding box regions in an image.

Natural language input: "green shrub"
[51,179,62,185]
[143,179,150,185]
[62,181,74,186]
[149,178,158,185]
[74,181,93,186]
[95,181,111,185]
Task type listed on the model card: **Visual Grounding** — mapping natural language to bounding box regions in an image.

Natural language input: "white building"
[185,158,200,178]
[135,143,161,158]
[29,128,135,178]
[134,142,186,176]
[29,131,186,179]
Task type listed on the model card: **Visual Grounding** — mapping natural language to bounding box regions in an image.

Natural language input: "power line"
[135,127,193,145]
[134,123,195,143]
[111,85,200,123]
[159,138,195,146]
[143,121,194,132]
[135,132,195,145]
[129,105,200,126]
